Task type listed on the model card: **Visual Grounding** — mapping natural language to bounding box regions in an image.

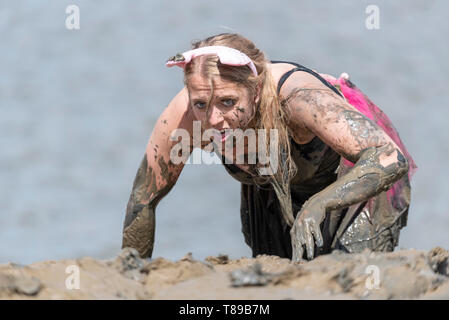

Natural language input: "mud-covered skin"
[284,87,410,261]
[122,104,192,259]
[122,154,176,258]
[291,144,409,261]
[121,87,194,258]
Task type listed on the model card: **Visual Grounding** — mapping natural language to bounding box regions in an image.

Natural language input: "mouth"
[220,129,228,142]
[213,129,230,143]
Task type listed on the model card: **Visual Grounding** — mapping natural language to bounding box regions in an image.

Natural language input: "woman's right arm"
[122,87,193,258]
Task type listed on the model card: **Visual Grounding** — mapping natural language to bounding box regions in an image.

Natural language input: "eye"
[193,101,206,109]
[221,98,236,107]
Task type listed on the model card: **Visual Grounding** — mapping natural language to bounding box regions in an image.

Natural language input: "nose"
[206,105,224,128]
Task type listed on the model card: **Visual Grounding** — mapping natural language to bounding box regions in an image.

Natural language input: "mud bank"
[1,247,448,300]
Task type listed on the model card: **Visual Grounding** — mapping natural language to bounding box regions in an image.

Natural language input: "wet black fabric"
[223,136,342,259]
[270,60,344,97]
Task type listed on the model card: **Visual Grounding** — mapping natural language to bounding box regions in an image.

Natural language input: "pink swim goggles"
[166,45,258,77]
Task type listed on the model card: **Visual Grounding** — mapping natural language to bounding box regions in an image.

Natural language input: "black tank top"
[220,61,342,193]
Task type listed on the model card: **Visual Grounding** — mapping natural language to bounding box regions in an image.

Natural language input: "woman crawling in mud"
[122,33,417,262]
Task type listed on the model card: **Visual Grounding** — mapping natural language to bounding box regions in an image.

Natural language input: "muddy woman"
[121,33,417,262]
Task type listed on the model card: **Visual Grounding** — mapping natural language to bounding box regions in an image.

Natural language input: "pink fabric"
[165,45,258,77]
[321,76,417,206]
[322,75,417,182]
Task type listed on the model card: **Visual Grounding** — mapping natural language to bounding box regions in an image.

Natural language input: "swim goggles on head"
[165,45,258,77]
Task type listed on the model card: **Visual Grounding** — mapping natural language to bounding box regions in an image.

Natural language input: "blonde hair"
[183,33,297,226]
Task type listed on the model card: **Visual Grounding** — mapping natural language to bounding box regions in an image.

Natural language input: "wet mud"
[1,247,449,299]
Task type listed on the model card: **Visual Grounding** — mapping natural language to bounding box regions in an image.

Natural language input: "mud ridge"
[1,247,448,300]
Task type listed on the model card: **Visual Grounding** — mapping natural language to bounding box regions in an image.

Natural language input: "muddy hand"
[290,199,325,262]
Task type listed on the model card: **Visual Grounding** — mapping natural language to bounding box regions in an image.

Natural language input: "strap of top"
[271,60,343,98]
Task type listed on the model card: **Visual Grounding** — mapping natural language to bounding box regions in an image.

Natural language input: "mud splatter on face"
[187,73,256,131]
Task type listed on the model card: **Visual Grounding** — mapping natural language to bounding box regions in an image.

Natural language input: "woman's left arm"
[286,87,409,261]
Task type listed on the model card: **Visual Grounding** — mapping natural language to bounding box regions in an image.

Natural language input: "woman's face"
[187,73,259,137]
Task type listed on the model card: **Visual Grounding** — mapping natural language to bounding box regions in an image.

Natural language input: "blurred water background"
[0,0,448,264]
